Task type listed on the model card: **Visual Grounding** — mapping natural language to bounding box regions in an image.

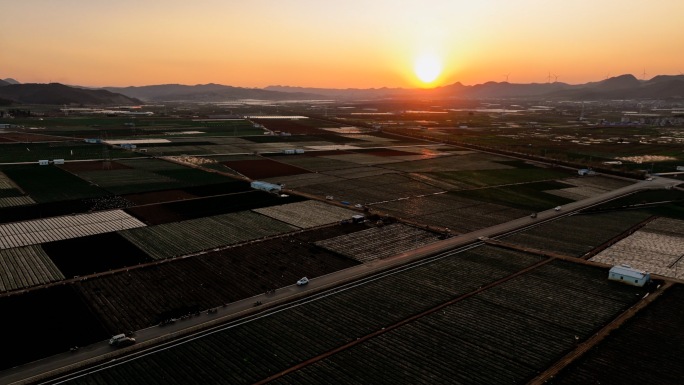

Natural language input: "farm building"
[250,181,282,193]
[608,265,650,287]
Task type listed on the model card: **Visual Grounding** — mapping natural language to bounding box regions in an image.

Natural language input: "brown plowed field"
[223,158,310,179]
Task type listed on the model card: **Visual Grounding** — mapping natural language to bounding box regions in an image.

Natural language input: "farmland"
[373,192,529,233]
[0,245,64,291]
[551,284,684,385]
[502,210,654,257]
[120,210,297,259]
[0,103,683,383]
[63,248,650,385]
[316,223,442,262]
[0,210,145,249]
[589,217,684,278]
[253,200,358,228]
[76,224,364,332]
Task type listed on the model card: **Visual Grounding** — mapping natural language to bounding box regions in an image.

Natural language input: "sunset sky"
[3,0,684,89]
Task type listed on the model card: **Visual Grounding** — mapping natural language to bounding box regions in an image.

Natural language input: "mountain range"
[1,74,683,105]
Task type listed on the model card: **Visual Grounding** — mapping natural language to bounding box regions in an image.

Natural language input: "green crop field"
[0,164,108,202]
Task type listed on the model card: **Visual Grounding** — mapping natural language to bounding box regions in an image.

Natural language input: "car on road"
[109,333,136,347]
[646,177,654,181]
[554,206,562,211]
[296,277,309,286]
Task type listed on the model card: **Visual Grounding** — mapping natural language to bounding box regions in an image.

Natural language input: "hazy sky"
[2,0,683,88]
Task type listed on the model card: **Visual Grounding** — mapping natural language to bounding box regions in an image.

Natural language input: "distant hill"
[268,74,684,100]
[0,83,141,105]
[0,80,10,87]
[104,83,324,102]
[2,78,20,85]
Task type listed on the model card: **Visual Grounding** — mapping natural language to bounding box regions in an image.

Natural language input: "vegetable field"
[76,226,362,332]
[272,261,647,385]
[374,192,528,233]
[316,223,441,262]
[0,210,146,249]
[551,284,684,385]
[120,211,297,260]
[0,245,64,291]
[503,210,653,257]
[253,200,357,228]
[222,158,310,179]
[66,245,543,384]
[590,217,684,278]
[1,164,108,203]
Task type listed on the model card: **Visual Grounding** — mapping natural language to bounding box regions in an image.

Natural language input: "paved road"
[1,176,679,385]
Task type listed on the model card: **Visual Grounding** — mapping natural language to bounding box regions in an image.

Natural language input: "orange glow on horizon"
[1,1,683,89]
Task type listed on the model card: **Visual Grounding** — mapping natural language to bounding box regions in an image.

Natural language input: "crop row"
[590,229,684,278]
[76,229,360,332]
[253,200,357,229]
[316,223,441,262]
[67,245,542,384]
[503,210,653,257]
[0,195,35,208]
[551,284,684,385]
[0,210,146,249]
[273,261,648,385]
[0,245,64,291]
[0,171,16,189]
[120,211,296,260]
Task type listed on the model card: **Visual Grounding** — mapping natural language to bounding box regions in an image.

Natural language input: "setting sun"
[414,54,443,84]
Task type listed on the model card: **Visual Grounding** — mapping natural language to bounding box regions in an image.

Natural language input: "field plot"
[253,200,357,229]
[120,211,297,260]
[0,245,64,291]
[374,193,528,233]
[0,195,35,208]
[66,245,542,385]
[382,152,515,173]
[590,217,684,278]
[1,164,108,202]
[263,172,344,188]
[318,152,405,165]
[503,211,653,257]
[76,226,363,331]
[273,261,647,385]
[263,154,359,172]
[0,142,137,163]
[0,210,145,249]
[0,170,35,208]
[1,285,109,371]
[223,158,310,179]
[546,176,633,201]
[316,223,441,262]
[41,232,152,278]
[298,173,444,205]
[67,158,235,195]
[452,181,574,211]
[125,191,302,225]
[251,119,324,135]
[321,165,400,179]
[551,284,684,385]
[424,163,571,189]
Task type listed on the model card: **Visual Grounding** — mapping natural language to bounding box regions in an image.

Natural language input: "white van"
[109,334,127,345]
